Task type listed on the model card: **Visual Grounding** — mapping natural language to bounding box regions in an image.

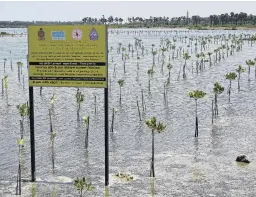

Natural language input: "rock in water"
[236,155,251,163]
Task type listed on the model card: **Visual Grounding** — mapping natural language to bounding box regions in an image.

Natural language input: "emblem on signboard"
[38,28,45,41]
[72,29,83,40]
[89,27,98,41]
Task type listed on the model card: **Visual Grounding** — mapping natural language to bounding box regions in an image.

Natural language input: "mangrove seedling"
[213,82,224,117]
[73,177,94,197]
[245,60,255,81]
[3,58,7,72]
[17,62,23,81]
[189,90,206,137]
[236,65,246,91]
[145,117,166,177]
[117,79,124,105]
[152,51,157,66]
[225,72,237,103]
[76,90,84,120]
[147,67,154,92]
[183,53,191,78]
[167,62,172,84]
[82,116,90,149]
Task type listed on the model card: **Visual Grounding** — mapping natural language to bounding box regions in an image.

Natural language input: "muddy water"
[0,28,256,196]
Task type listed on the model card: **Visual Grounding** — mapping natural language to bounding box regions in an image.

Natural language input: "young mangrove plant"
[183,53,191,78]
[236,65,246,91]
[225,72,237,103]
[213,82,224,118]
[73,177,94,197]
[145,117,166,177]
[76,90,84,120]
[189,90,206,137]
[16,138,24,195]
[167,62,172,85]
[16,62,23,81]
[117,79,124,105]
[50,130,56,173]
[245,60,255,81]
[82,116,90,149]
[148,67,154,92]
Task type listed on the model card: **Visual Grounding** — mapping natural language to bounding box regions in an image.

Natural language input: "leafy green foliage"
[115,172,134,182]
[246,60,255,66]
[236,65,246,73]
[225,72,237,80]
[147,67,154,77]
[82,116,89,125]
[145,117,166,133]
[213,82,224,95]
[188,90,206,99]
[50,93,56,104]
[76,91,84,104]
[183,53,191,60]
[73,177,94,193]
[16,138,24,146]
[16,62,23,67]
[16,103,29,117]
[50,132,56,142]
[3,75,8,89]
[167,63,172,71]
[118,79,124,87]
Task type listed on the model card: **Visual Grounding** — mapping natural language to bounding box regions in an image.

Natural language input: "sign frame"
[27,24,109,186]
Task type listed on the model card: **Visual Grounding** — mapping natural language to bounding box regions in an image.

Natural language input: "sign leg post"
[29,87,36,182]
[104,87,109,186]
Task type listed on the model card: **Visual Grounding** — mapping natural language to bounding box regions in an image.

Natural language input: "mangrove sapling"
[207,52,212,67]
[183,53,191,78]
[83,116,90,149]
[110,108,115,133]
[17,62,23,81]
[76,90,84,120]
[167,62,172,85]
[117,79,124,105]
[213,82,224,117]
[50,130,56,172]
[141,89,146,112]
[236,65,246,91]
[73,177,94,197]
[245,60,255,81]
[4,58,7,72]
[16,138,24,195]
[136,98,142,121]
[225,72,237,103]
[152,51,157,66]
[17,103,30,138]
[147,67,154,92]
[145,117,166,177]
[189,90,206,137]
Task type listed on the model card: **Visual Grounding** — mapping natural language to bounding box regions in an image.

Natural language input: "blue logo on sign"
[52,31,65,40]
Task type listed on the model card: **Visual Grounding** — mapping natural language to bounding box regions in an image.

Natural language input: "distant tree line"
[1,12,256,28]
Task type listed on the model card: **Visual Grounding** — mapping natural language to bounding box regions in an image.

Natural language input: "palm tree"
[246,60,255,81]
[225,72,237,103]
[183,53,191,78]
[236,65,246,91]
[145,117,166,177]
[189,90,206,137]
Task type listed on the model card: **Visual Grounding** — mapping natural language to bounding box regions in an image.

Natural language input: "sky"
[0,1,256,22]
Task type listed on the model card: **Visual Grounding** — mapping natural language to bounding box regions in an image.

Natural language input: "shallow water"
[0,28,256,196]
